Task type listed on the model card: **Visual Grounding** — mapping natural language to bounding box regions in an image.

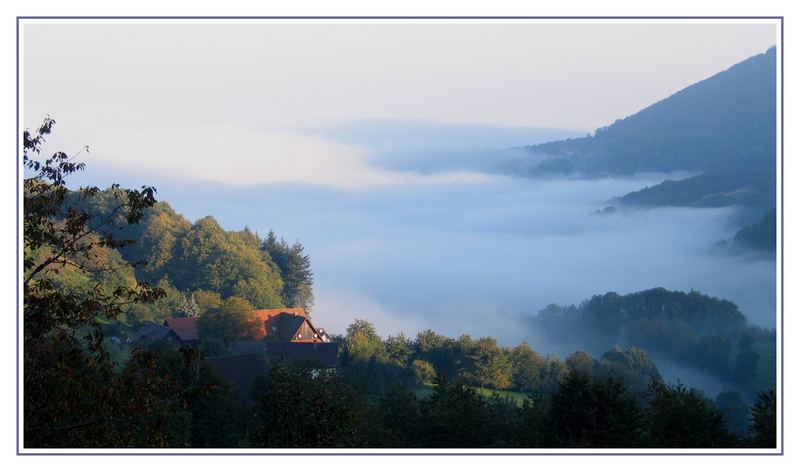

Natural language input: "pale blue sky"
[23,22,776,188]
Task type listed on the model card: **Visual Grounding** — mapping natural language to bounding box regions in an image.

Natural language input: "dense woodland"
[22,119,777,449]
[618,170,775,211]
[534,289,776,396]
[732,209,778,254]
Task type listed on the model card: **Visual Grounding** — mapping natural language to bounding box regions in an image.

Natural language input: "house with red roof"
[161,307,328,345]
[251,308,328,343]
[203,307,338,400]
[163,316,200,345]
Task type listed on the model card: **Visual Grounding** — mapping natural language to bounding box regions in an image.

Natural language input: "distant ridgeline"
[618,170,775,210]
[525,47,776,174]
[533,287,775,397]
[523,47,777,254]
[617,172,777,254]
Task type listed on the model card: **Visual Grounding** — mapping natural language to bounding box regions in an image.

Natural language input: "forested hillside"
[733,209,778,254]
[534,288,776,396]
[618,170,775,210]
[526,47,776,174]
[50,190,315,324]
[519,48,778,256]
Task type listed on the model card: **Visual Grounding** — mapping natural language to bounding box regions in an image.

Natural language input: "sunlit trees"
[411,359,436,384]
[385,332,414,366]
[130,203,192,282]
[263,231,315,312]
[197,296,259,343]
[169,217,284,309]
[344,319,386,361]
[468,337,512,391]
[509,342,545,392]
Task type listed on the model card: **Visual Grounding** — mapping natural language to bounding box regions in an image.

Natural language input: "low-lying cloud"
[38,121,493,189]
[66,122,777,348]
[124,172,776,345]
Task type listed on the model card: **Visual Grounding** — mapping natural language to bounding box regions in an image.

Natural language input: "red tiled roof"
[164,317,200,342]
[252,307,306,319]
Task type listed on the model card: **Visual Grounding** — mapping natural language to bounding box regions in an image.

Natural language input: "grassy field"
[412,383,530,406]
[96,319,141,366]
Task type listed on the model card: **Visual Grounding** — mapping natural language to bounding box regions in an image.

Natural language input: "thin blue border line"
[16,15,20,458]
[780,16,785,456]
[16,451,783,456]
[16,15,784,19]
[15,16,784,457]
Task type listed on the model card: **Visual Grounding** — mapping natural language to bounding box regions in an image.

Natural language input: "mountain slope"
[527,47,777,173]
[618,170,775,209]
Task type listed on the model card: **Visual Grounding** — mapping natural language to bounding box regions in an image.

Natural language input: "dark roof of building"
[264,342,338,368]
[264,313,307,342]
[139,321,172,340]
[206,353,268,401]
[252,308,306,339]
[164,317,200,342]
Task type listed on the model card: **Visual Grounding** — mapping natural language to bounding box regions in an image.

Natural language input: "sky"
[21,21,778,345]
[23,22,776,188]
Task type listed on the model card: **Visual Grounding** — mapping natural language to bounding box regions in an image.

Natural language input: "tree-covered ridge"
[526,47,776,174]
[534,288,775,395]
[615,171,778,258]
[57,187,315,324]
[615,171,776,255]
[618,170,775,209]
[242,318,772,448]
[733,209,777,254]
[331,319,668,414]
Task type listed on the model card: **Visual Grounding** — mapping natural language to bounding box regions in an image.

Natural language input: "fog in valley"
[72,122,777,362]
